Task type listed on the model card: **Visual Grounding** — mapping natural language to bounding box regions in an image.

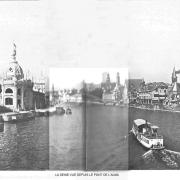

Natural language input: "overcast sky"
[0,0,180,84]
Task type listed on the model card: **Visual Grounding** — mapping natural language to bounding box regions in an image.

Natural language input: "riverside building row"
[128,67,180,106]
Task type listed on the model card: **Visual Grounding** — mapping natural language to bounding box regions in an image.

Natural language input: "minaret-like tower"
[116,72,120,87]
[106,73,110,83]
[172,67,177,84]
[12,43,17,62]
[114,72,121,101]
[1,43,25,111]
[52,84,55,96]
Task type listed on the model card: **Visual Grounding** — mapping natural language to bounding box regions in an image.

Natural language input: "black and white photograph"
[1,0,180,179]
[49,68,128,170]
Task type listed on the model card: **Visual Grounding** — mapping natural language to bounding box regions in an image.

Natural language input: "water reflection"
[49,105,85,170]
[0,122,4,133]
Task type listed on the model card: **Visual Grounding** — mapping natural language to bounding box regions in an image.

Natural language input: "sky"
[49,68,128,89]
[0,0,180,84]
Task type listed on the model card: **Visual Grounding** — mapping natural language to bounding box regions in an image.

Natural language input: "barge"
[2,111,35,122]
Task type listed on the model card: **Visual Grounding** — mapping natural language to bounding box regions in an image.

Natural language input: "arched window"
[5,98,13,105]
[5,88,13,93]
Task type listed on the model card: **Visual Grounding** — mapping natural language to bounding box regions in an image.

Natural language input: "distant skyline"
[0,1,180,84]
[50,68,128,89]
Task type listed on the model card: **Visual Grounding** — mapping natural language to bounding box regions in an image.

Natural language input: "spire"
[52,84,55,93]
[106,73,110,83]
[172,66,177,83]
[12,42,17,62]
[116,72,120,86]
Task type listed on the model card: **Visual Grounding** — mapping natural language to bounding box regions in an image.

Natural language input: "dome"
[6,60,24,80]
[6,43,24,81]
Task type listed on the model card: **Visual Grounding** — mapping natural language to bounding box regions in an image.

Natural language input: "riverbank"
[130,105,180,113]
[63,100,128,107]
[0,106,57,122]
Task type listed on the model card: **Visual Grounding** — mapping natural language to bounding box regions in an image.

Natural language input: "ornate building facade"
[0,44,46,111]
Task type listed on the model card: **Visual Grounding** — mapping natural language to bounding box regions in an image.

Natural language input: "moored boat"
[2,111,35,122]
[66,107,72,115]
[132,119,164,150]
[35,107,56,117]
[56,106,65,115]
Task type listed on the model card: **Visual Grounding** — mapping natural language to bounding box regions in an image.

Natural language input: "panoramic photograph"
[1,1,180,178]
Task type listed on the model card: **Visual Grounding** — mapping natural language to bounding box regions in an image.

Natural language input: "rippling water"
[0,117,49,170]
[49,105,85,170]
[2,105,178,170]
[49,104,128,170]
[86,104,128,170]
[129,107,180,170]
[0,104,128,170]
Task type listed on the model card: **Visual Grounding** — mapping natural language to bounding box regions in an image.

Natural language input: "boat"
[56,106,65,115]
[66,107,72,115]
[132,119,164,150]
[35,107,56,117]
[2,111,35,122]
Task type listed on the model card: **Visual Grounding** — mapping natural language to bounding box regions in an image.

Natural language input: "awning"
[133,119,147,126]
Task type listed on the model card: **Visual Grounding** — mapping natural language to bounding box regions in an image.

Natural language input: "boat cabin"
[133,119,150,133]
[133,119,162,139]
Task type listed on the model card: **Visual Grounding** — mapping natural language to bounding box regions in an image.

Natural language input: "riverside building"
[0,44,46,111]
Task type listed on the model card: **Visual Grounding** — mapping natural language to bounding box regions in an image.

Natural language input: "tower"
[102,72,108,83]
[116,72,120,87]
[172,67,177,84]
[1,43,25,111]
[171,67,180,101]
[106,73,111,83]
[114,72,121,101]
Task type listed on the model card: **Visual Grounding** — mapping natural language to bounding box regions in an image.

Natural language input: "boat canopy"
[151,125,159,129]
[133,119,149,127]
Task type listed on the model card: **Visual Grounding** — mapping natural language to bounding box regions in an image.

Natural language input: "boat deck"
[142,132,163,139]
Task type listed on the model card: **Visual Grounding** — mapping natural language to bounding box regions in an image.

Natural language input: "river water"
[129,107,180,170]
[0,104,128,170]
[86,104,128,170]
[1,105,180,170]
[49,105,85,170]
[49,104,128,170]
[0,117,49,170]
